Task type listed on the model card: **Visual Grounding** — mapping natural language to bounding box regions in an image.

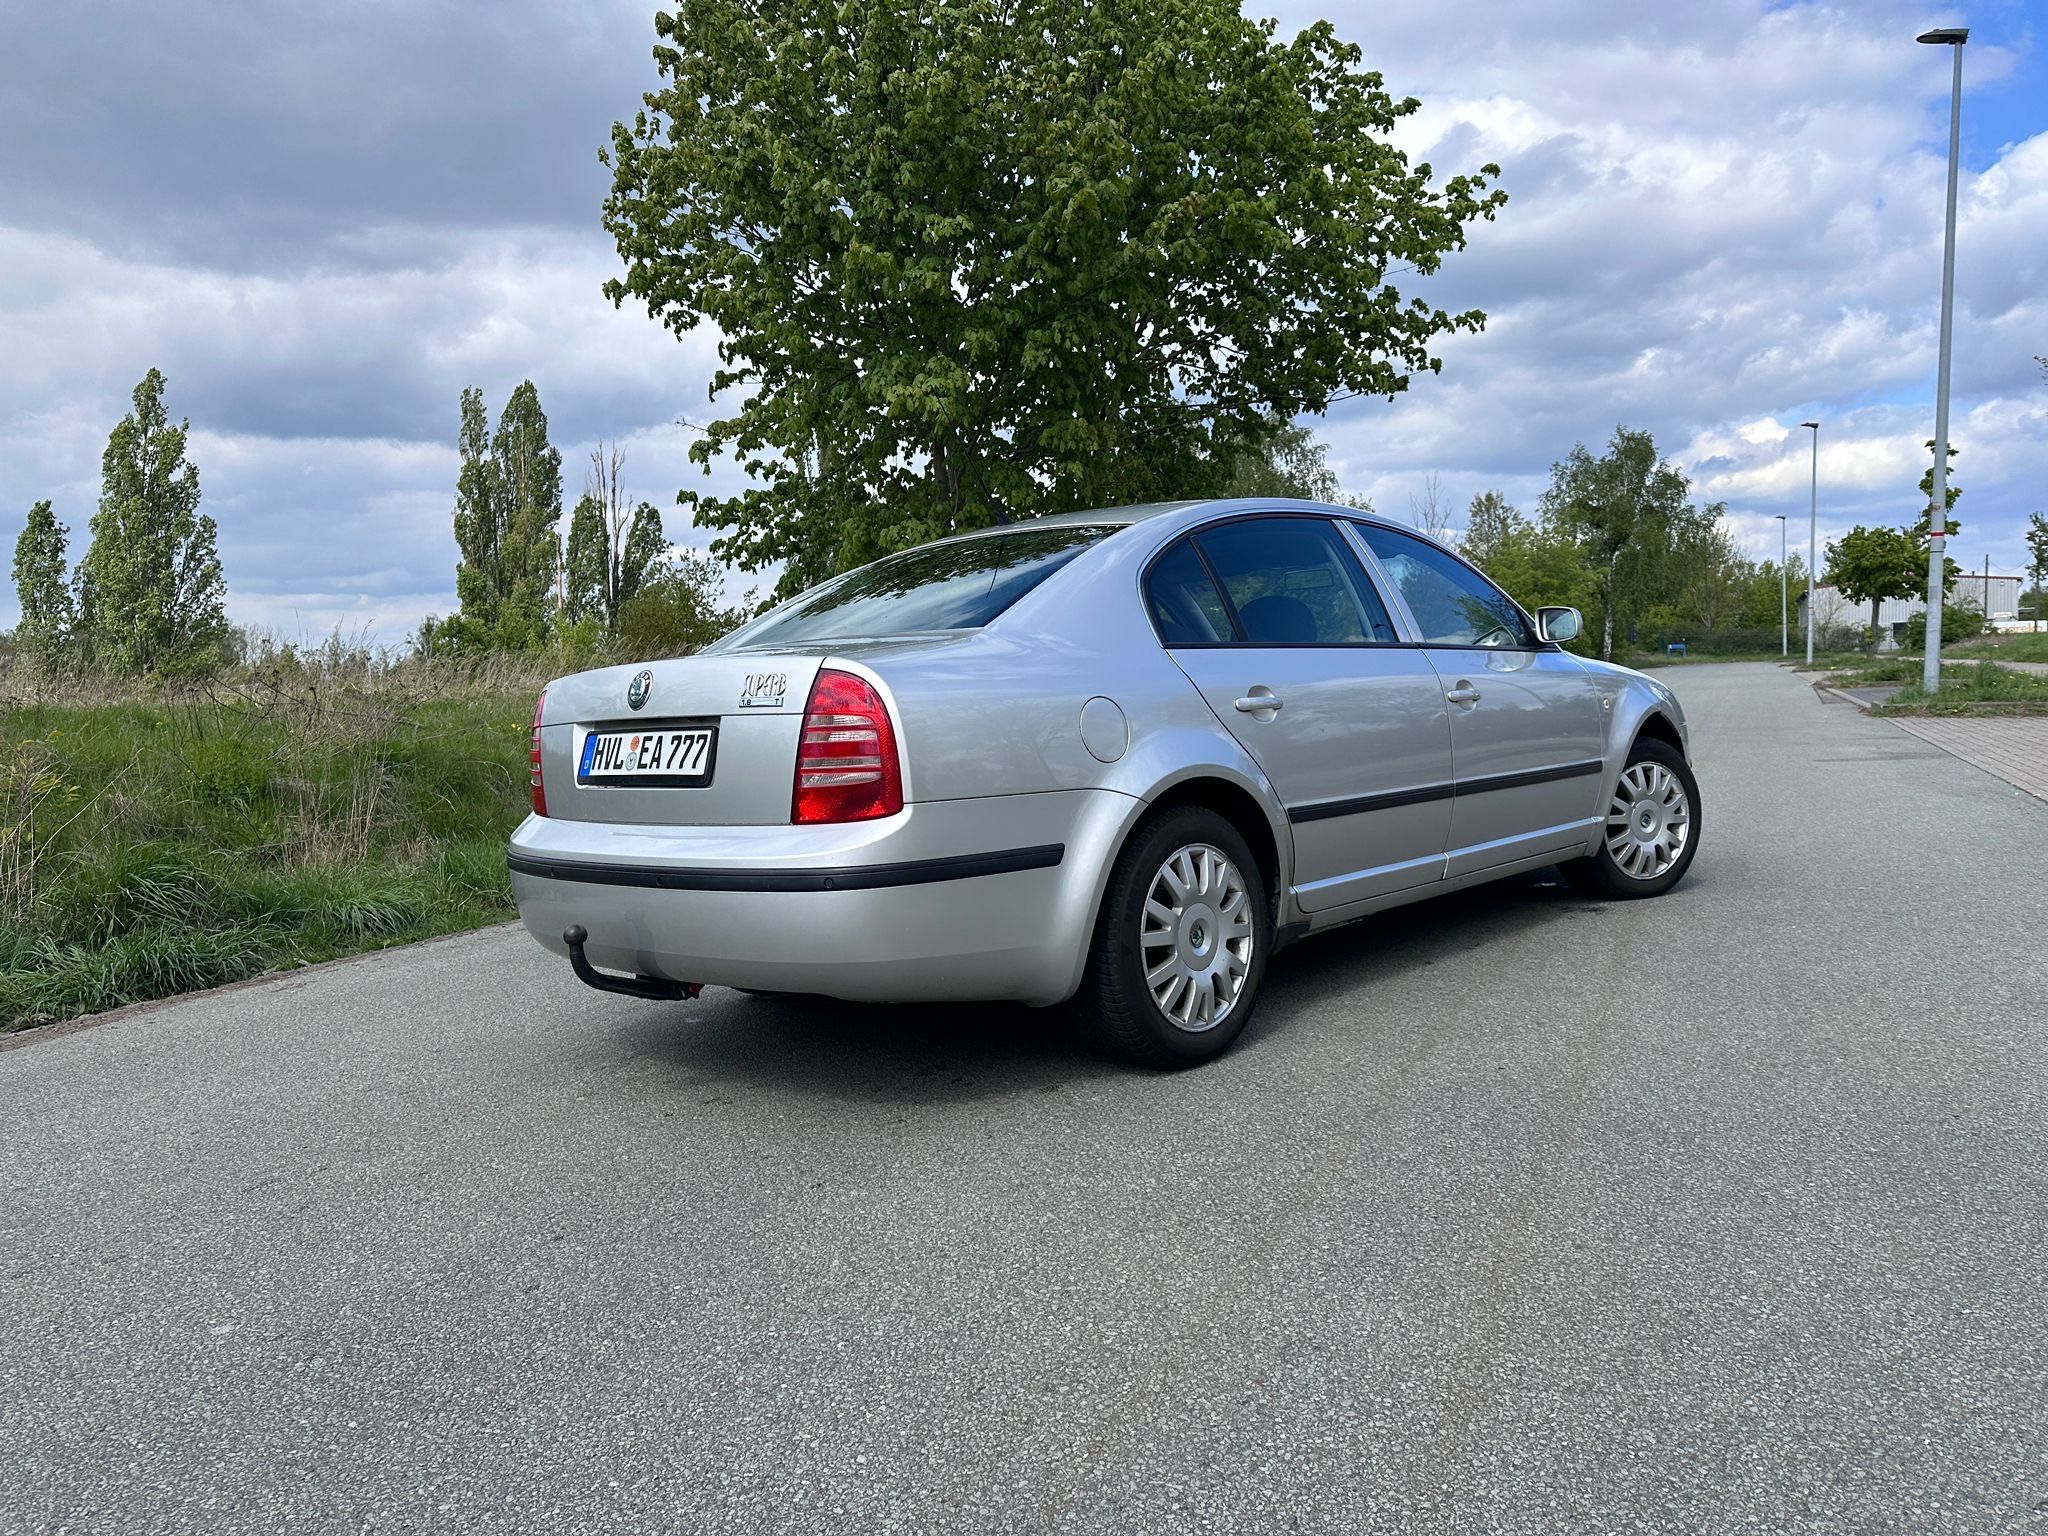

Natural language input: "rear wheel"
[1075,806,1271,1068]
[1566,737,1701,899]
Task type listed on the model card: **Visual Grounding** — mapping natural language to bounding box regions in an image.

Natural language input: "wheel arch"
[1631,708,1687,760]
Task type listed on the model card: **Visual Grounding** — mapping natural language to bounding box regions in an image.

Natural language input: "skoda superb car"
[510,498,1699,1066]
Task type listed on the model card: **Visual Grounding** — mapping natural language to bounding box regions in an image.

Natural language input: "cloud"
[3,0,2045,642]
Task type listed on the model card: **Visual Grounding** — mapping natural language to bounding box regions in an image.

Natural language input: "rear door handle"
[1233,693,1284,714]
[1445,685,1481,705]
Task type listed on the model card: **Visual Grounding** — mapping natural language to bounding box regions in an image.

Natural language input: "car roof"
[932,497,1402,543]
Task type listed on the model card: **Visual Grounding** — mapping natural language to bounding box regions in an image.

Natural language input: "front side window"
[723,524,1114,648]
[1191,517,1398,645]
[1353,524,1538,649]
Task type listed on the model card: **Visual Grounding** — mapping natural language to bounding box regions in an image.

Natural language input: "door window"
[1144,539,1236,644]
[1353,525,1538,649]
[1182,517,1398,645]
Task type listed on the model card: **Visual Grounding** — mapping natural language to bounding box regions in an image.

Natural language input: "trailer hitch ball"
[561,925,701,1001]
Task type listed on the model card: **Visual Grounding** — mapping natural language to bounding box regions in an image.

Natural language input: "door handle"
[1445,684,1481,705]
[1233,693,1284,714]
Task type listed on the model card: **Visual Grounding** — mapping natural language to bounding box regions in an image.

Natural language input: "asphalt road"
[4,663,2044,1535]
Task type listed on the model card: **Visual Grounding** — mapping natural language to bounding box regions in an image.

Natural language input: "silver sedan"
[510,498,1699,1066]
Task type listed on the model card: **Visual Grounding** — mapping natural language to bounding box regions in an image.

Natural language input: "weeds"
[0,652,546,1031]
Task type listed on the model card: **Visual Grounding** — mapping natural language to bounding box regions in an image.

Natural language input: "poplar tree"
[73,369,228,674]
[448,380,564,650]
[12,500,74,669]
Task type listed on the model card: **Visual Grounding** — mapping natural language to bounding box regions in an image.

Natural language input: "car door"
[1147,515,1454,911]
[1347,523,1608,879]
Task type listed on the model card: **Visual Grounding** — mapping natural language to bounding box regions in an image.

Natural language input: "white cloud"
[3,0,2045,639]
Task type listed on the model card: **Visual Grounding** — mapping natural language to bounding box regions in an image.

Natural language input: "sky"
[2,0,2044,643]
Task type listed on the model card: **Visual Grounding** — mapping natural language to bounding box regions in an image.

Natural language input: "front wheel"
[1566,737,1701,899]
[1075,807,1271,1069]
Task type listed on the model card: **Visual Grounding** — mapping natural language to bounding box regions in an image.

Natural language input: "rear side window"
[1353,524,1537,648]
[1189,517,1398,645]
[1145,540,1234,643]
[729,524,1113,647]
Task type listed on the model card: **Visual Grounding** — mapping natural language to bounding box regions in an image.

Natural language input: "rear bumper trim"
[507,842,1065,894]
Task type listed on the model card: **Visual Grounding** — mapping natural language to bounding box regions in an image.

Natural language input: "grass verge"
[2,660,550,1032]
[1873,660,2048,716]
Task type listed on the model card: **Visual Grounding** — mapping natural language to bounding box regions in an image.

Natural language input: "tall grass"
[1,648,560,1031]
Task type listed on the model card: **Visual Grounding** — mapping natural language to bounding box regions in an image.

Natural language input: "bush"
[1902,600,1984,651]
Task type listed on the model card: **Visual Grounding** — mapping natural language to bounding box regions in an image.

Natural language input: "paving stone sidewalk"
[1888,714,2048,803]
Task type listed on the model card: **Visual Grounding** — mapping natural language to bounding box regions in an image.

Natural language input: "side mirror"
[1537,606,1583,644]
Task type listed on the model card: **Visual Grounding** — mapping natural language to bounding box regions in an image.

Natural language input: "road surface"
[3,663,2044,1534]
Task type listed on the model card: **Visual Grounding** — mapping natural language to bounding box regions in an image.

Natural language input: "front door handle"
[1445,684,1481,705]
[1233,691,1284,715]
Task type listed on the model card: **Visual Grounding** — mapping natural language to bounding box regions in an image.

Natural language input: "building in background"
[1799,575,2025,650]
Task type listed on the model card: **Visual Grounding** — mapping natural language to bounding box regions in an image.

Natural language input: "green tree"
[604,0,1505,593]
[563,445,667,630]
[1457,492,1594,638]
[1909,439,1962,598]
[2025,513,2048,633]
[1220,415,1345,504]
[450,387,500,641]
[1823,526,1922,649]
[614,549,752,657]
[12,500,74,670]
[73,369,228,674]
[1539,427,1691,660]
[448,382,564,650]
[490,382,562,649]
[1670,509,1747,631]
[1738,553,1809,631]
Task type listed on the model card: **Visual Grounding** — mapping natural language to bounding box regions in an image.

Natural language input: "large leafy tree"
[1823,526,1922,647]
[603,0,1505,592]
[1539,428,1692,660]
[12,500,75,670]
[564,445,667,630]
[73,369,228,674]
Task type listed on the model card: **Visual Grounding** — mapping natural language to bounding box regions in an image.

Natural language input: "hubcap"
[1139,843,1254,1033]
[1605,761,1692,881]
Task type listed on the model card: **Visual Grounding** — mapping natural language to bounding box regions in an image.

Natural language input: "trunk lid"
[537,654,827,826]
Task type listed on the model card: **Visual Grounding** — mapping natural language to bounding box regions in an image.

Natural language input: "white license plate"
[578,725,717,787]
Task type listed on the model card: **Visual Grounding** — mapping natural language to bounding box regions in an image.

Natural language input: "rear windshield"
[725,524,1114,648]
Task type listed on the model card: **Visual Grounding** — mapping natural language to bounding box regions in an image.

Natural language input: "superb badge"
[627,669,653,711]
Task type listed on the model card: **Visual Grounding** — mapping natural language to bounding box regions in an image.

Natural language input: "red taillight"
[529,689,548,817]
[792,668,903,824]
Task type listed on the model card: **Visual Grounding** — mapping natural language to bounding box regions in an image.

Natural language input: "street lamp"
[1775,514,1789,656]
[1801,421,1819,662]
[1918,24,1967,692]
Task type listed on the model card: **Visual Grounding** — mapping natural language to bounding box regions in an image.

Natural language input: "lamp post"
[1775,514,1789,655]
[1918,25,1967,692]
[1801,421,1819,661]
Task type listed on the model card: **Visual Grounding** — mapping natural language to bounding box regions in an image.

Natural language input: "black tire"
[1564,736,1701,900]
[1074,806,1272,1069]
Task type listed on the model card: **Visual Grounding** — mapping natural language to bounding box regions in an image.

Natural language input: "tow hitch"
[562,925,702,1001]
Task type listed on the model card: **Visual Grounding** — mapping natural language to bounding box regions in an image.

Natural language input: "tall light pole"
[1918,25,1967,693]
[1801,421,1819,662]
[1775,514,1789,655]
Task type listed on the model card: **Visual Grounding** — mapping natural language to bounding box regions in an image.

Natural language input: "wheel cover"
[1139,842,1254,1033]
[1605,761,1692,881]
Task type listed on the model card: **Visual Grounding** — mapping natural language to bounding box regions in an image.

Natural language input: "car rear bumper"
[508,789,1139,1006]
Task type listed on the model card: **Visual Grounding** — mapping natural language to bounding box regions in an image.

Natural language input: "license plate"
[577,724,717,787]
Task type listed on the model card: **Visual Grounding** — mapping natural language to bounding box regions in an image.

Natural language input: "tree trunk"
[1601,605,1613,661]
[1871,596,1882,653]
